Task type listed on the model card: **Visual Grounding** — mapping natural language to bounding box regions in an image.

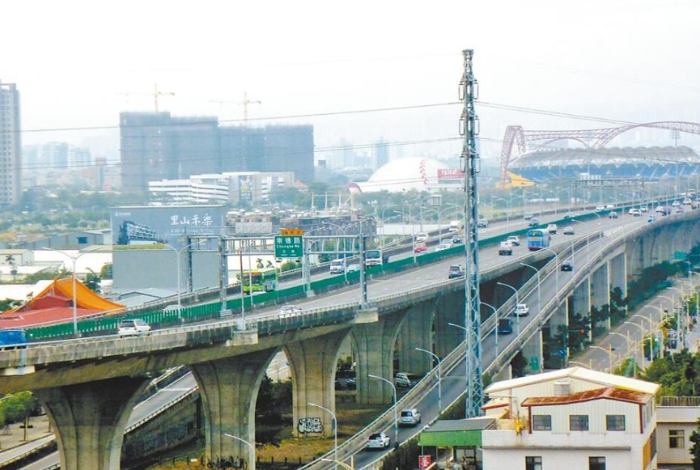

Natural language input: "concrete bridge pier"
[547,302,569,365]
[521,329,543,375]
[35,377,150,470]
[286,329,351,438]
[590,264,611,331]
[435,291,465,358]
[572,278,591,341]
[191,350,275,470]
[353,309,406,405]
[397,300,435,375]
[609,253,627,298]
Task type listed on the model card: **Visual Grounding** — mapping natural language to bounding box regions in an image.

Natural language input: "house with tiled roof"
[481,367,659,470]
[0,277,125,329]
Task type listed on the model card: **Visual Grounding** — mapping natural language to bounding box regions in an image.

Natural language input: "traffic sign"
[281,228,304,236]
[418,455,432,469]
[275,235,303,258]
[530,355,540,371]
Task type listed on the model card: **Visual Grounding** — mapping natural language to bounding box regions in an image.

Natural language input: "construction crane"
[210,92,261,126]
[117,83,175,113]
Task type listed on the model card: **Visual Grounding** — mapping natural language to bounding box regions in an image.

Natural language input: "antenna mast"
[460,49,483,418]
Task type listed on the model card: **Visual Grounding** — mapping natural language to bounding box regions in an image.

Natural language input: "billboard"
[111,205,226,249]
[239,175,253,201]
[437,169,464,183]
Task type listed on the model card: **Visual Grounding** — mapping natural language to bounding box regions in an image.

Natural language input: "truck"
[498,240,513,256]
[0,330,28,348]
[365,249,389,267]
[448,220,463,233]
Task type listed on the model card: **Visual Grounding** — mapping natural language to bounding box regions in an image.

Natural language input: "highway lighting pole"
[519,263,541,316]
[609,331,637,376]
[164,240,202,322]
[368,374,398,449]
[309,403,337,470]
[224,433,255,466]
[48,248,97,337]
[479,302,498,355]
[497,282,520,336]
[540,247,560,295]
[394,210,416,264]
[568,219,590,265]
[415,347,442,414]
[589,345,614,372]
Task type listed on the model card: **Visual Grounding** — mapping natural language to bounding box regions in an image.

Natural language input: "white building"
[481,367,659,470]
[656,396,700,470]
[149,171,294,205]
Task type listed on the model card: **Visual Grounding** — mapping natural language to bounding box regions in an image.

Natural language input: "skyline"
[3,0,700,166]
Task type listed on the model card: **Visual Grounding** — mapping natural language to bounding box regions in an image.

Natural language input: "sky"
[3,0,700,164]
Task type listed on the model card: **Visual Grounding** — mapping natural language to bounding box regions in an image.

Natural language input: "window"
[525,456,542,470]
[570,415,589,431]
[589,456,605,470]
[532,415,552,431]
[670,429,685,449]
[606,415,625,431]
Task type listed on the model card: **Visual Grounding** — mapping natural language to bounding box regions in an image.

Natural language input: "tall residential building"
[0,81,21,206]
[373,139,389,170]
[120,112,314,195]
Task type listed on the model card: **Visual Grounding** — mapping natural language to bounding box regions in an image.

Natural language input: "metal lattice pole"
[460,48,483,418]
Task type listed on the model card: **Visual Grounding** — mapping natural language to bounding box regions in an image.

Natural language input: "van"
[395,372,422,388]
[330,259,346,275]
[448,220,462,233]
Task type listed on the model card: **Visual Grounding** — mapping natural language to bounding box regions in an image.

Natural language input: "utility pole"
[460,49,483,418]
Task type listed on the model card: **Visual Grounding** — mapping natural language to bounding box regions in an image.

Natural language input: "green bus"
[237,267,279,294]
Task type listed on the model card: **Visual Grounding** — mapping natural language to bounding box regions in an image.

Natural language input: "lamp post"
[609,331,637,376]
[415,347,442,414]
[308,403,337,470]
[369,374,397,449]
[589,345,614,372]
[164,240,203,322]
[394,210,416,263]
[497,282,520,336]
[540,247,560,295]
[479,302,499,355]
[624,321,651,368]
[519,263,541,316]
[48,248,98,337]
[568,219,590,265]
[224,433,255,467]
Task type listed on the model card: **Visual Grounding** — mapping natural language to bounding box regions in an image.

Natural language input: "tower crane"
[210,92,261,126]
[117,83,175,113]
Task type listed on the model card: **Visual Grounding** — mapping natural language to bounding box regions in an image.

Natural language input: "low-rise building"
[481,368,659,470]
[656,396,700,470]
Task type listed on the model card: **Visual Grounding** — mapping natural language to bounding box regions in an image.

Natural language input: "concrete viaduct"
[1,212,699,470]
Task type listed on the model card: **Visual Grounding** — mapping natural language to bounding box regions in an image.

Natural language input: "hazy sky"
[3,0,700,162]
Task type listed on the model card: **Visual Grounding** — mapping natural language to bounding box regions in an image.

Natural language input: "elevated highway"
[4,207,700,470]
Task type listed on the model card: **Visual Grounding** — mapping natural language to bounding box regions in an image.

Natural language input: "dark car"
[498,318,513,334]
[561,261,573,272]
[448,264,465,279]
[528,218,540,227]
[451,236,463,244]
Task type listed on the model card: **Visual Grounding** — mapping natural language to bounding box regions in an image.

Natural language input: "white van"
[329,259,346,275]
[448,220,462,233]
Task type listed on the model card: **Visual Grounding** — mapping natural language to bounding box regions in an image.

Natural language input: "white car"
[507,235,520,246]
[434,243,452,252]
[547,224,557,234]
[595,204,605,210]
[280,305,303,317]
[345,264,360,273]
[629,208,641,216]
[366,432,391,449]
[514,303,530,317]
[563,226,575,235]
[399,408,422,426]
[415,232,429,243]
[117,319,152,336]
[672,200,681,207]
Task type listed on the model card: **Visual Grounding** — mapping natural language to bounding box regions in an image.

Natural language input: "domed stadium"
[509,146,700,182]
[347,157,458,193]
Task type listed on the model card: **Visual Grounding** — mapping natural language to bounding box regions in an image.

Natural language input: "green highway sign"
[275,235,303,258]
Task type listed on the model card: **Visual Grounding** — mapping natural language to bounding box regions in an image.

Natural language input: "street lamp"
[394,210,416,264]
[479,302,499,355]
[540,247,560,295]
[415,347,442,414]
[623,321,651,368]
[589,345,615,372]
[368,374,398,449]
[519,263,541,316]
[497,282,520,336]
[163,240,204,322]
[609,331,637,376]
[223,433,255,466]
[48,248,99,337]
[309,403,337,470]
[568,219,590,265]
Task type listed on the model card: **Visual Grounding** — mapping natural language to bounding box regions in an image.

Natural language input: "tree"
[84,269,101,293]
[691,417,700,470]
[100,263,113,280]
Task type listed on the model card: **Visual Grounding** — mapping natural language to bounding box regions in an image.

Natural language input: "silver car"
[118,319,152,336]
[399,408,422,426]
